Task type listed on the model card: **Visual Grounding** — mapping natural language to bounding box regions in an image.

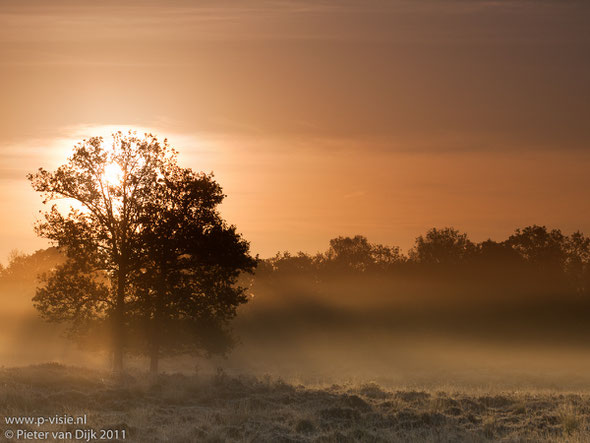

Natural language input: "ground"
[1,364,590,442]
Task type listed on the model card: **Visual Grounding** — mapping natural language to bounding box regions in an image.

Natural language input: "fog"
[2,227,590,392]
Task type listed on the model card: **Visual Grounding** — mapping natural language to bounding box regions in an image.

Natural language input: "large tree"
[28,131,177,372]
[128,165,257,373]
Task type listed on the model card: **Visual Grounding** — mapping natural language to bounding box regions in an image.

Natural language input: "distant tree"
[129,165,257,373]
[564,231,590,295]
[474,239,523,267]
[1,248,63,282]
[324,235,402,272]
[265,252,310,276]
[0,248,65,317]
[409,227,475,265]
[28,132,177,372]
[506,225,567,271]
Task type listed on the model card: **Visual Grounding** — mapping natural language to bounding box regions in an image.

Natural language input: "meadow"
[2,363,590,442]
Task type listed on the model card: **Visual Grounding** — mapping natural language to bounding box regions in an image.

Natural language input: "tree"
[29,131,256,373]
[323,235,402,272]
[128,165,257,373]
[1,248,63,283]
[409,227,475,265]
[0,248,64,317]
[506,225,567,271]
[28,131,176,372]
[564,231,590,296]
[265,252,318,278]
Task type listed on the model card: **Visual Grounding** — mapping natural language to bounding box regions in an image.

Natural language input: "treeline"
[242,226,590,343]
[255,225,590,299]
[4,224,590,305]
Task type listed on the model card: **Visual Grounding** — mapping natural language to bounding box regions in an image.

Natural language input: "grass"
[1,363,590,442]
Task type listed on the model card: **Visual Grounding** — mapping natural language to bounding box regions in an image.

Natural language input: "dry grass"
[1,364,590,442]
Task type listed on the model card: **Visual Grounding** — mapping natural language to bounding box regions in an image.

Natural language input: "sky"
[1,0,589,262]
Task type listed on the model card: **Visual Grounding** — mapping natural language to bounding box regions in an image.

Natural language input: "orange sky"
[1,0,589,262]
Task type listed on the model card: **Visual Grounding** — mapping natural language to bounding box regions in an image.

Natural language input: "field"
[2,364,590,442]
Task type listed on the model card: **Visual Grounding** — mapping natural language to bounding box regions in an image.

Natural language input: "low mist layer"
[1,225,590,390]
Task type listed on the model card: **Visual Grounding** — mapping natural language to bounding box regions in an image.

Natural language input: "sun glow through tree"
[102,162,123,188]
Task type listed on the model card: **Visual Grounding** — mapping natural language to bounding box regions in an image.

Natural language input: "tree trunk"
[148,267,166,375]
[112,261,127,374]
[149,289,163,375]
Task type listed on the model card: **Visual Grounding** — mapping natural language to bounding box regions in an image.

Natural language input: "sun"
[103,162,123,187]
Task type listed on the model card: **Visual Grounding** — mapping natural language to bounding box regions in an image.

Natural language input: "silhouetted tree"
[267,252,318,276]
[409,227,475,265]
[564,231,590,296]
[130,165,257,373]
[323,235,402,272]
[28,131,178,372]
[506,225,568,271]
[476,239,517,261]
